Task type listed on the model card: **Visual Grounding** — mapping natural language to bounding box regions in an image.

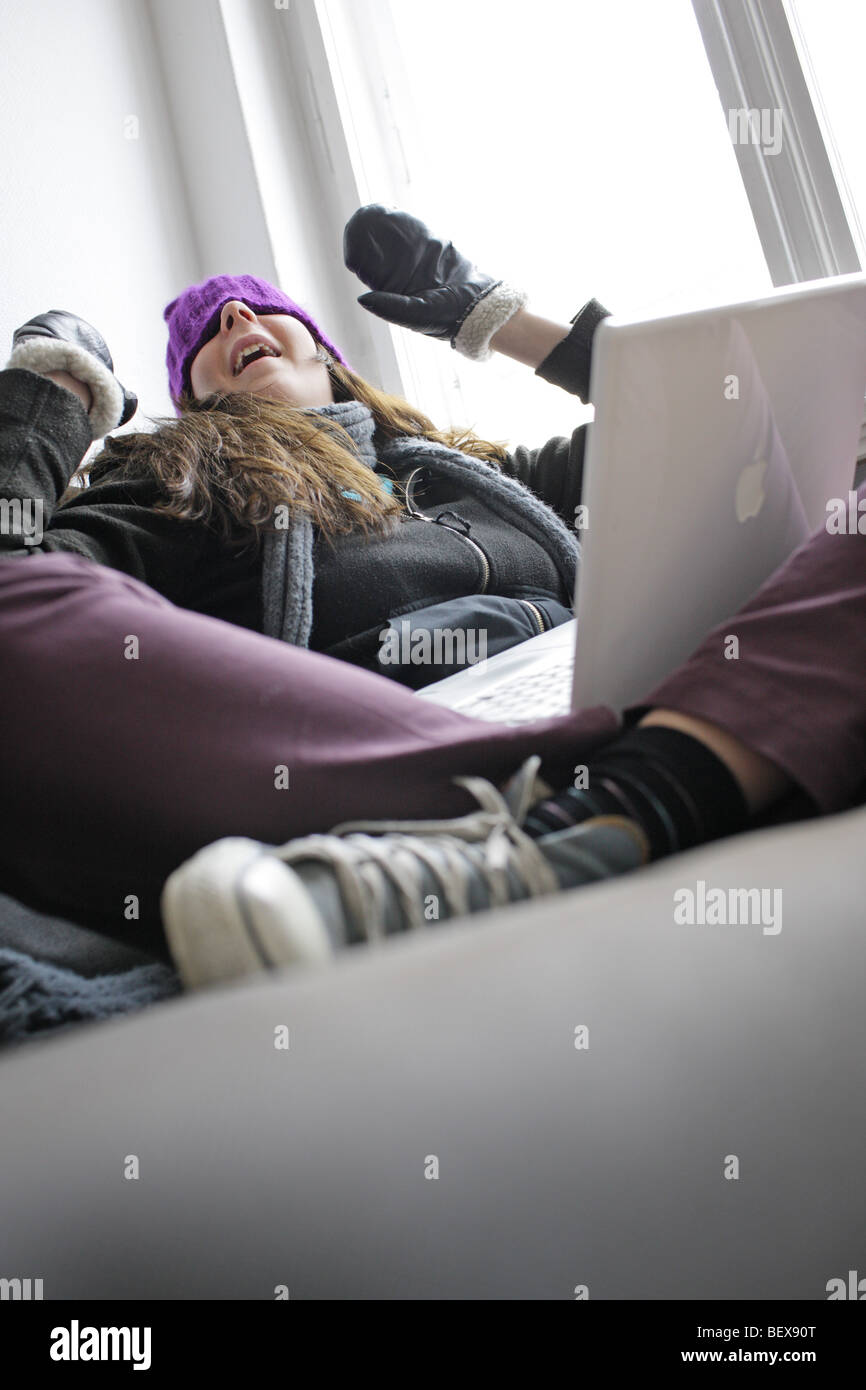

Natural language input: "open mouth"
[232,343,282,377]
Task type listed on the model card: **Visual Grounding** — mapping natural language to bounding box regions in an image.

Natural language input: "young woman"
[1,206,863,991]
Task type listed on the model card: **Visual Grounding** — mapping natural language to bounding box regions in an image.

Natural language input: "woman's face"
[189,300,335,408]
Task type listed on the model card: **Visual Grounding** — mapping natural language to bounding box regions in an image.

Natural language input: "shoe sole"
[161,837,335,990]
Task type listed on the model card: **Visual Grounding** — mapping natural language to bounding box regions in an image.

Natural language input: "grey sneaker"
[161,758,650,990]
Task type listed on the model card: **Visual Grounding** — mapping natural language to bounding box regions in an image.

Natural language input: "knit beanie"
[164,273,348,411]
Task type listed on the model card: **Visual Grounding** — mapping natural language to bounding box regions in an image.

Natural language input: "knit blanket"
[0,947,183,1049]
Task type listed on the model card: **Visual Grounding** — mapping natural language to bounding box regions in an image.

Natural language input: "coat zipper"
[402,467,491,594]
[518,599,546,635]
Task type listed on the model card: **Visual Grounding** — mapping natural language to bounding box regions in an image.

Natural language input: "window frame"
[692,0,865,455]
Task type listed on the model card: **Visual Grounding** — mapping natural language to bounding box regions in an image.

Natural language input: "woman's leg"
[3,487,864,955]
[0,552,618,951]
[637,709,790,814]
[632,484,866,815]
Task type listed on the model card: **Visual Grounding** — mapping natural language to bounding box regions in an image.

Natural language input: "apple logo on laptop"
[735,456,768,522]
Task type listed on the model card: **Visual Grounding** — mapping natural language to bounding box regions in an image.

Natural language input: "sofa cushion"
[0,803,863,1298]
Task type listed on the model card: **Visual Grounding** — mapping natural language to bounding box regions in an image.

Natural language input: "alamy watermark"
[825,491,866,534]
[49,1321,151,1371]
[1,1275,43,1299]
[0,497,43,545]
[379,619,487,668]
[674,879,783,935]
[728,107,783,157]
[826,1269,866,1299]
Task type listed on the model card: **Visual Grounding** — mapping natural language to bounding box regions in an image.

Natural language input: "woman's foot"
[161,758,649,990]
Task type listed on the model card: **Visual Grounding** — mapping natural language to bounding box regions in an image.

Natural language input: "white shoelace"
[273,767,560,941]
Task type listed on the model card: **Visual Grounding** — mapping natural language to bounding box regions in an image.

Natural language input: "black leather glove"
[6,309,138,439]
[343,204,527,360]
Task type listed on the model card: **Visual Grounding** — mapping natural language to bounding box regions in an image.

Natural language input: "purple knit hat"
[163,273,348,410]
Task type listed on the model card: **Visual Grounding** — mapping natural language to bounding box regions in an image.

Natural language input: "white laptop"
[418,272,866,723]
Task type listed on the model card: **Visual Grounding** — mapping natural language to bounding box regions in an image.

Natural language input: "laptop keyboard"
[453,660,574,725]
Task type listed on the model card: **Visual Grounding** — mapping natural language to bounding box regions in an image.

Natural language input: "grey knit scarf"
[260,398,580,647]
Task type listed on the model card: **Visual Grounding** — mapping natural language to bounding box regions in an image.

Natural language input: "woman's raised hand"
[6,309,138,439]
[343,204,527,361]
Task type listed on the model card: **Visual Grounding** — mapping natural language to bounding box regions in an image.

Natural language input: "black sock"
[524,726,750,858]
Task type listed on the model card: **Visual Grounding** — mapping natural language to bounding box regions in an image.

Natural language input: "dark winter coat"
[0,300,609,684]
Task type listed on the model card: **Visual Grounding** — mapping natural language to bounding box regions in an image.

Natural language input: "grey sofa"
[0,802,864,1300]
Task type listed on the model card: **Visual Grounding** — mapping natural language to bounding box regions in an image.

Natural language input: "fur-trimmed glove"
[343,204,527,362]
[6,310,138,439]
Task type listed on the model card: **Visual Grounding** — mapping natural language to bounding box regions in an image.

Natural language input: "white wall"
[3,0,579,453]
[0,0,200,443]
[0,0,401,450]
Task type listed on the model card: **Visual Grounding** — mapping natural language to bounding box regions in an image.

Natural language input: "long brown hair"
[62,359,508,547]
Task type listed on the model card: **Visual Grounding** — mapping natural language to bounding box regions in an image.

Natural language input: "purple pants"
[1,487,864,949]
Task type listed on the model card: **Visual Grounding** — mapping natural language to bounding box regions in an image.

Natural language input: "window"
[206,0,865,454]
[787,0,866,266]
[321,0,772,445]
